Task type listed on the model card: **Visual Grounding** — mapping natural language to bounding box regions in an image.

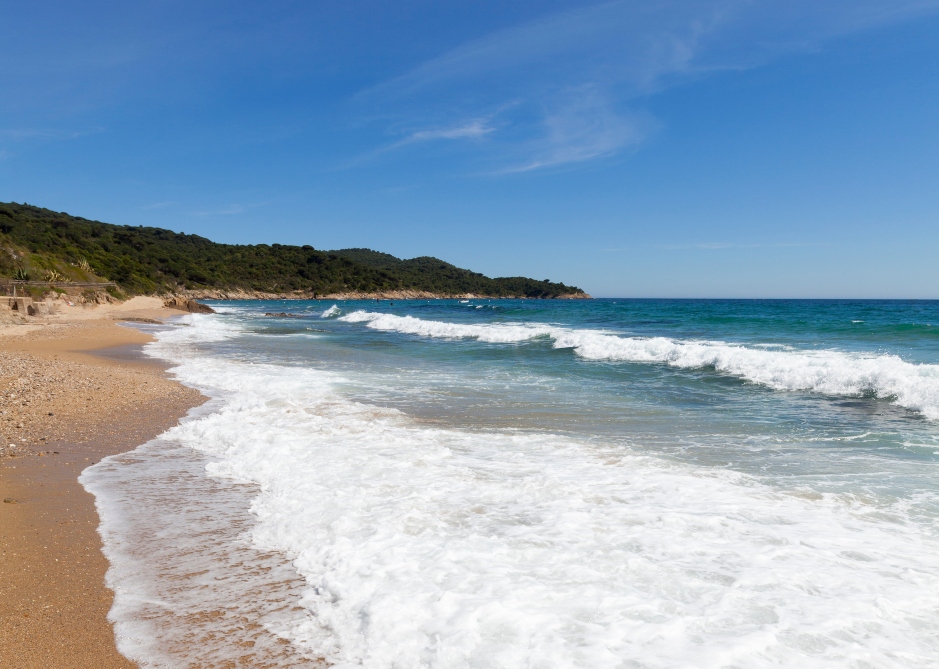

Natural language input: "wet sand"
[0,299,205,668]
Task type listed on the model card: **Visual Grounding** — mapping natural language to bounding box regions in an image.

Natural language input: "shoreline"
[172,288,593,301]
[0,299,205,668]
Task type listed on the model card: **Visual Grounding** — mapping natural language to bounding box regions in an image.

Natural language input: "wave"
[339,310,559,342]
[340,311,939,419]
[321,304,341,318]
[96,316,939,668]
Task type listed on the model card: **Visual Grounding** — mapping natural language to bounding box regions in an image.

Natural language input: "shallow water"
[84,299,939,667]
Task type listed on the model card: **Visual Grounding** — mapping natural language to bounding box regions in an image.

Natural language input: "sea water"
[81,299,939,668]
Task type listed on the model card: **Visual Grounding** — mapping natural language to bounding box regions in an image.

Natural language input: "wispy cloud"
[602,243,745,252]
[361,1,706,101]
[141,200,177,210]
[356,0,939,173]
[502,90,657,173]
[603,241,828,251]
[0,129,57,141]
[336,118,496,170]
[383,119,495,153]
[661,242,762,250]
[404,120,494,144]
[0,127,103,142]
[190,204,245,217]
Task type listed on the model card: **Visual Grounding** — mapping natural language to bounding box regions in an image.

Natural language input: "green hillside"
[0,203,588,298]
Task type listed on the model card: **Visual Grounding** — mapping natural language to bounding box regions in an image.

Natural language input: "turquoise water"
[233,298,939,513]
[84,299,939,668]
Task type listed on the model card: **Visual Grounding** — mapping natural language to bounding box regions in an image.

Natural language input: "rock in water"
[163,296,215,313]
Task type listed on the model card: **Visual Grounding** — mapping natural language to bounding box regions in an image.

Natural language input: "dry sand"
[0,297,205,668]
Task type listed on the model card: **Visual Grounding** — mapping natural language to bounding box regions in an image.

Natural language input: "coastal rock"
[163,296,215,313]
[74,290,118,305]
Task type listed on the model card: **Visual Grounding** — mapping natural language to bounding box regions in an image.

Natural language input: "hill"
[0,203,589,299]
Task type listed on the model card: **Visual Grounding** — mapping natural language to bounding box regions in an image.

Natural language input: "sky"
[1,0,938,298]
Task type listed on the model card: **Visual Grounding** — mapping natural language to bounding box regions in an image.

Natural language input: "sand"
[0,297,205,668]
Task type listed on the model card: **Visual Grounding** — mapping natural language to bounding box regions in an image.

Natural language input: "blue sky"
[1,0,938,297]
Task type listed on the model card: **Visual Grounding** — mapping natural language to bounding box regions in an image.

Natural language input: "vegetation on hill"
[0,203,587,298]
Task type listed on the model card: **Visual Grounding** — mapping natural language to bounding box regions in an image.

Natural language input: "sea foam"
[340,311,939,419]
[90,313,939,668]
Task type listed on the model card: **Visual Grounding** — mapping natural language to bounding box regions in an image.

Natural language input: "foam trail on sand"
[340,311,939,418]
[81,437,323,667]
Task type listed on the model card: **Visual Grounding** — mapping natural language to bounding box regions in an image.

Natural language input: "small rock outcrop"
[163,296,215,313]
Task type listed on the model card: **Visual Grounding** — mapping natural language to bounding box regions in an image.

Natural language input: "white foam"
[107,316,939,668]
[321,305,341,318]
[163,311,246,342]
[81,435,322,667]
[339,311,559,343]
[340,311,939,419]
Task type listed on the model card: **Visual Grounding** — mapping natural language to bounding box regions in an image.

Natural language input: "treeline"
[0,203,587,298]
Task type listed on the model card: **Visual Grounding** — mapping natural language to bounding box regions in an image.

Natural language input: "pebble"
[0,323,201,460]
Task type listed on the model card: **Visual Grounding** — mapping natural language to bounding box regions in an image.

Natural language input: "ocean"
[80,299,939,668]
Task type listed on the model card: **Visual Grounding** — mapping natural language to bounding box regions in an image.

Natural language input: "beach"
[3,297,938,667]
[2,0,933,663]
[0,298,204,668]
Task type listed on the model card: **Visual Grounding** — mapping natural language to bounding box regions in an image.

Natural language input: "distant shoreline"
[2,203,589,300]
[174,289,593,301]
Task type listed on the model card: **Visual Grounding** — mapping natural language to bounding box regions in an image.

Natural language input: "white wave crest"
[339,310,559,342]
[340,311,939,418]
[321,305,341,318]
[160,312,245,343]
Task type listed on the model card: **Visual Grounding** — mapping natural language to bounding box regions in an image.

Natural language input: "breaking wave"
[126,316,939,667]
[340,311,939,418]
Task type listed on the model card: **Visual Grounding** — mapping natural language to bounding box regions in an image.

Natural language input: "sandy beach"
[0,297,205,668]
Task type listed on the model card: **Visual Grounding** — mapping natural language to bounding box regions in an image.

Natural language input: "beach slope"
[0,298,204,668]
